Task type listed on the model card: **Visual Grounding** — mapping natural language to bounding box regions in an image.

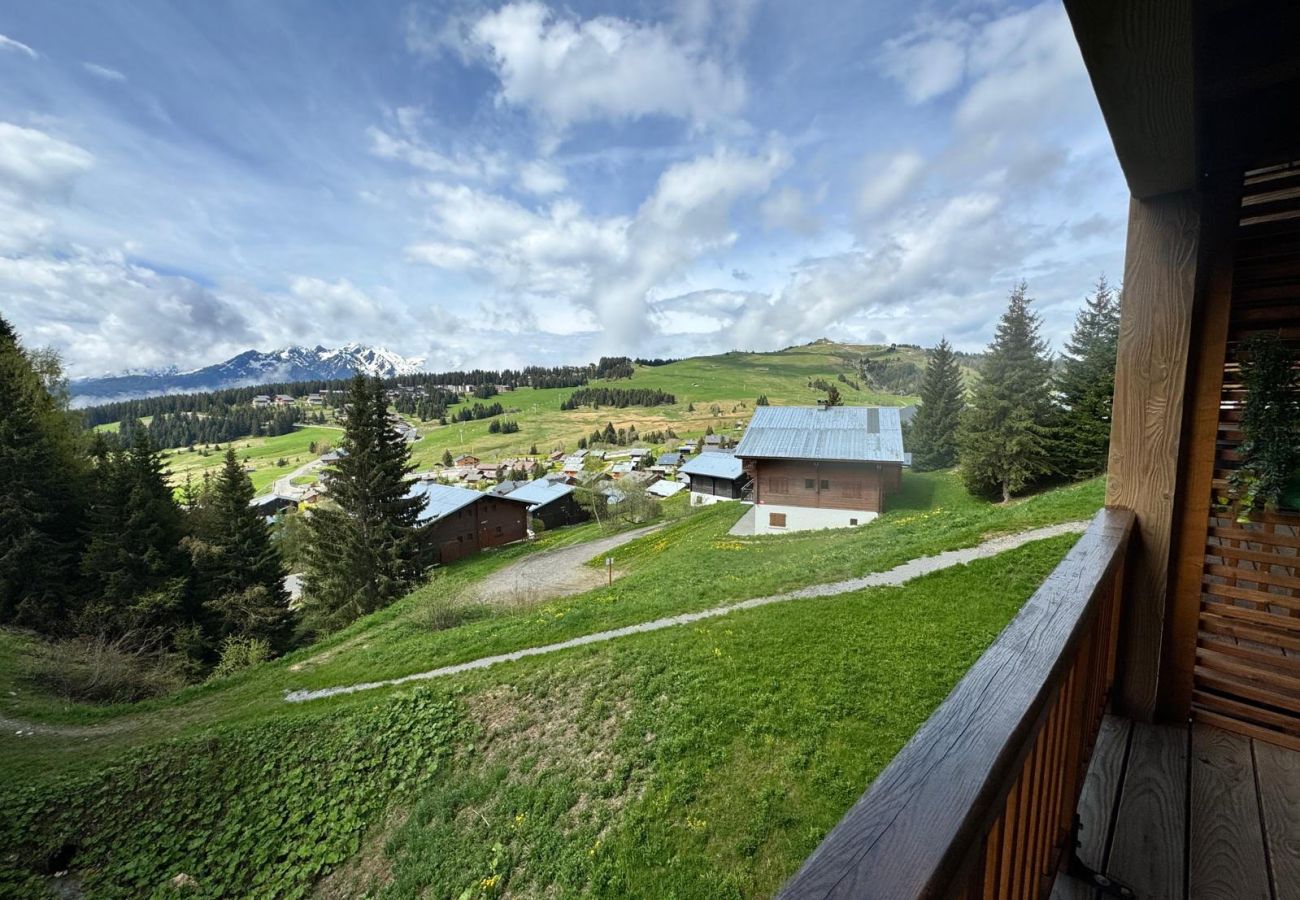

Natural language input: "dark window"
[850,518,858,526]
[495,525,502,536]
[769,512,787,528]
[456,535,463,543]
[820,479,829,490]
[804,478,815,489]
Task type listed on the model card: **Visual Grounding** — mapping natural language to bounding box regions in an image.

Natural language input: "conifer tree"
[959,282,1054,501]
[302,376,426,633]
[0,320,87,631]
[1052,276,1121,478]
[80,429,189,636]
[909,338,966,470]
[198,449,292,650]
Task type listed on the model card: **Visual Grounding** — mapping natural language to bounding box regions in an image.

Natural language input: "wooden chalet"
[503,478,588,531]
[679,451,749,505]
[734,406,904,534]
[408,482,527,565]
[781,4,1300,898]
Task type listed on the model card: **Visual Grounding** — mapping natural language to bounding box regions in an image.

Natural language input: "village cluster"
[251,400,914,568]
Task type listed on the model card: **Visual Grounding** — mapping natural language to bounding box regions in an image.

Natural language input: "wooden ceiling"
[1066,0,1300,199]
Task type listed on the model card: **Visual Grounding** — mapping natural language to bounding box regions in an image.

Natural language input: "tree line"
[2,316,444,699]
[907,277,1121,500]
[79,363,598,428]
[111,407,310,450]
[560,387,676,410]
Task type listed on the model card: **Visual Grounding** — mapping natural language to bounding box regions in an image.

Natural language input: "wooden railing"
[779,507,1135,899]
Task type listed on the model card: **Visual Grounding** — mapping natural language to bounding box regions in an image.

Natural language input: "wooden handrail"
[779,507,1136,899]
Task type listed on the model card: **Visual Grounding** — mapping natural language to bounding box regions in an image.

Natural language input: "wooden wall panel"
[1186,165,1300,748]
[1107,190,1202,721]
[754,460,886,513]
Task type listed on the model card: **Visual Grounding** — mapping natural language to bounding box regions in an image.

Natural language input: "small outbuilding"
[679,452,749,506]
[504,479,588,531]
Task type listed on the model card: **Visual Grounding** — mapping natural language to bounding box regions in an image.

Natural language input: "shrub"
[20,635,189,704]
[208,636,271,681]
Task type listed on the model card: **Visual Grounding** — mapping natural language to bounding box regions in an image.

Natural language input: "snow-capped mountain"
[70,343,426,405]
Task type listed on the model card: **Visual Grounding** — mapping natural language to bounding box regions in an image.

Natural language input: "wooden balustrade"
[780,507,1136,900]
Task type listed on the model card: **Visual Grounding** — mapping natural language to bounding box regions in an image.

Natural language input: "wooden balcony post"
[1106,190,1201,721]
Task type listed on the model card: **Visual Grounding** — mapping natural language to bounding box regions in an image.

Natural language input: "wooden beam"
[1107,190,1201,721]
[1064,1,1194,199]
[1159,177,1240,720]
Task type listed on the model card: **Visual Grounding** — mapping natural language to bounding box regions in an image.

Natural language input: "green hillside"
[405,340,945,469]
[0,467,1103,897]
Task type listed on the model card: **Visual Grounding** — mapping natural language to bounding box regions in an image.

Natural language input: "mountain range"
[70,343,426,406]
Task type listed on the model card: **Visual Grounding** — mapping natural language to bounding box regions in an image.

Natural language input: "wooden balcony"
[778,509,1300,898]
[1053,714,1300,899]
[780,509,1135,898]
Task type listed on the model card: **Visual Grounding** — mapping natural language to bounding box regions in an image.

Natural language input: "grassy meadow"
[158,425,342,494]
[403,341,933,469]
[0,534,1077,898]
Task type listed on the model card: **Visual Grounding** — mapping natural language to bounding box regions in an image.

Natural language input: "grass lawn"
[159,425,341,494]
[0,535,1076,898]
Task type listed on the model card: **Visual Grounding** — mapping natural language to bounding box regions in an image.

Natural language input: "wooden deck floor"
[1051,715,1300,900]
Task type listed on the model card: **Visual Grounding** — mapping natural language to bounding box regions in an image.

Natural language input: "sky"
[0,0,1128,378]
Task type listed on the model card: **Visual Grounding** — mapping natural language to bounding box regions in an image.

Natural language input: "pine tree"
[0,322,88,631]
[197,449,292,650]
[80,429,189,636]
[302,376,426,633]
[441,448,453,466]
[823,385,843,407]
[1052,276,1121,478]
[959,282,1054,501]
[909,339,966,470]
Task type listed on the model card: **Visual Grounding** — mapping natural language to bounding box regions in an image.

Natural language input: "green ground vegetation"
[0,534,1077,898]
[160,425,341,494]
[0,470,1100,780]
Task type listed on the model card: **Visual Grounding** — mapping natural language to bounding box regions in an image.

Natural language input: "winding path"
[284,520,1089,704]
[466,523,665,607]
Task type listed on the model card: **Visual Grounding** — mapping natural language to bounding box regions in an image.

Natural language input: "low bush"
[20,635,189,705]
[208,636,272,681]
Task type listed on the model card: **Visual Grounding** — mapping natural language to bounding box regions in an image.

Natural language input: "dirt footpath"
[468,524,664,607]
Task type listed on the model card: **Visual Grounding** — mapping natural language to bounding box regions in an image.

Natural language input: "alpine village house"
[734,405,904,534]
[407,482,528,565]
[778,3,1300,898]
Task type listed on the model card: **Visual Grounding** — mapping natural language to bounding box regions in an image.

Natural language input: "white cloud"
[858,150,926,216]
[0,34,38,59]
[468,1,746,137]
[0,123,94,193]
[878,17,968,103]
[761,185,820,235]
[0,250,256,376]
[405,146,786,348]
[82,62,126,82]
[518,159,567,195]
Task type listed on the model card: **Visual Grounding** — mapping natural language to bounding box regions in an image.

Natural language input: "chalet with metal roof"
[733,405,903,533]
[406,481,527,564]
[679,451,749,506]
[503,478,587,531]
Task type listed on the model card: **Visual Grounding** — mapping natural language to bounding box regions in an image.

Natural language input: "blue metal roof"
[504,479,574,509]
[407,481,485,524]
[679,452,745,479]
[733,406,906,463]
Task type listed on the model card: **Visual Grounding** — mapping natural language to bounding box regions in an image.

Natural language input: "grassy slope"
[403,341,931,470]
[159,425,341,494]
[0,470,1101,782]
[0,536,1077,899]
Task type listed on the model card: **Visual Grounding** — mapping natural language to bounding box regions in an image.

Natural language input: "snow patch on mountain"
[70,344,427,405]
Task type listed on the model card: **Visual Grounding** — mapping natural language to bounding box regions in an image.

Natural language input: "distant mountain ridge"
[70,343,426,406]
